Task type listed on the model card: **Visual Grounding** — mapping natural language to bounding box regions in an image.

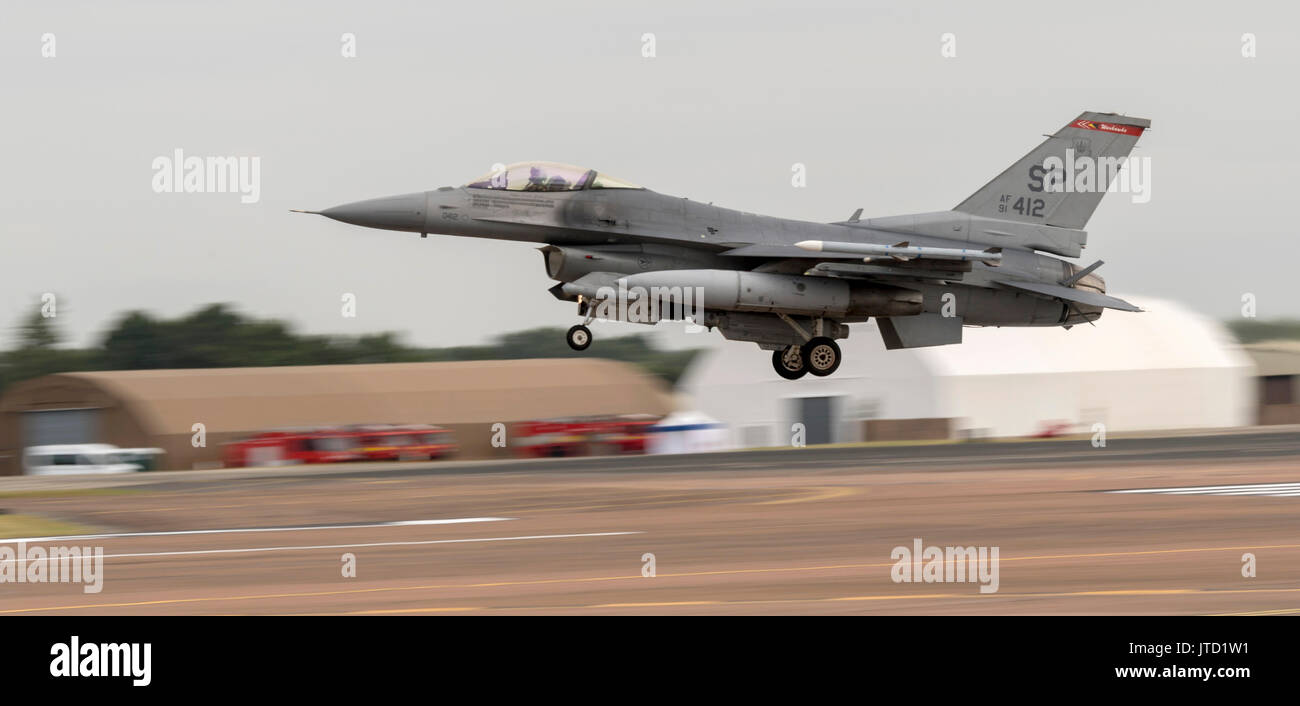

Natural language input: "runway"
[2,429,1299,615]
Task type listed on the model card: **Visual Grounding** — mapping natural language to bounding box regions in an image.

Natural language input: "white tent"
[645,410,728,455]
[678,296,1256,447]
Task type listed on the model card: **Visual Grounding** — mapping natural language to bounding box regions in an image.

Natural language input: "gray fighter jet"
[298,111,1148,379]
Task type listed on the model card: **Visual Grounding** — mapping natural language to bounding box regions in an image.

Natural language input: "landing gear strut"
[772,346,807,380]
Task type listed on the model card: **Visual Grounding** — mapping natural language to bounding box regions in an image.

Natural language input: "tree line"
[7,302,1294,398]
[0,303,702,397]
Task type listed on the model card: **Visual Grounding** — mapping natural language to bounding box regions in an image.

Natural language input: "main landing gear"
[770,336,842,380]
[772,346,806,380]
[770,313,844,380]
[803,337,843,376]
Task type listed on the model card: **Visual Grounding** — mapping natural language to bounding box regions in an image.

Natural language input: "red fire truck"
[223,425,457,467]
[351,424,458,461]
[222,428,365,467]
[512,415,657,458]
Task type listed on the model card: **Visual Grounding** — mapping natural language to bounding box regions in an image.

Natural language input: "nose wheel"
[566,324,592,351]
[772,346,807,380]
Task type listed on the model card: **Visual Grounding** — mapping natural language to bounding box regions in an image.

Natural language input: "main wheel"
[802,337,841,377]
[772,346,808,380]
[566,324,592,351]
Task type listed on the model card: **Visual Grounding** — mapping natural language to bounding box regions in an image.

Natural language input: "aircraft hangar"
[0,358,673,474]
[678,296,1258,447]
[1243,340,1300,425]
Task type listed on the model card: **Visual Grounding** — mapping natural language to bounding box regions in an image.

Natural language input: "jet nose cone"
[320,192,427,232]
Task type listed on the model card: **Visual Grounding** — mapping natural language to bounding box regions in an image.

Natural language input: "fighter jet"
[298,111,1147,380]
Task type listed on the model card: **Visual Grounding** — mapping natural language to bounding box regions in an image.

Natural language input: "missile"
[796,240,1002,265]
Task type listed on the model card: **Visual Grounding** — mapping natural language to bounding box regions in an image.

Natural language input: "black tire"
[802,337,842,377]
[772,346,808,380]
[566,324,592,351]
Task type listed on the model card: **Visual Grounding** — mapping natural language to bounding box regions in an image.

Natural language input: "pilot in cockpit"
[525,166,569,192]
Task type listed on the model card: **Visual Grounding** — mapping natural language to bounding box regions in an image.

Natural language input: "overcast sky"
[4,1,1298,350]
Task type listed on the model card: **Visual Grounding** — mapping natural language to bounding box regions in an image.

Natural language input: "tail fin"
[954,112,1151,230]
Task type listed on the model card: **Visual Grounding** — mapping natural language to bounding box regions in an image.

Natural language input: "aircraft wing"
[994,279,1142,312]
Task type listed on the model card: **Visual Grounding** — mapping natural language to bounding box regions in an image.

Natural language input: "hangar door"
[792,396,840,446]
[21,408,101,448]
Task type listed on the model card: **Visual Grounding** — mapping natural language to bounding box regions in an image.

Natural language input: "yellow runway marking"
[1214,607,1300,616]
[336,588,1300,614]
[757,486,859,505]
[84,507,183,515]
[1065,589,1194,596]
[26,484,828,517]
[163,485,826,516]
[559,587,1300,612]
[347,606,479,614]
[6,542,1300,614]
[998,544,1300,563]
[81,502,251,514]
[594,601,719,608]
[460,491,797,513]
[831,593,961,602]
[8,583,1300,615]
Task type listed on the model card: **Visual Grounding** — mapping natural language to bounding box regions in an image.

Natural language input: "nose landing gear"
[566,324,592,351]
[566,296,599,351]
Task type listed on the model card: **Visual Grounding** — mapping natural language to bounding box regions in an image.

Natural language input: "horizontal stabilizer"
[996,279,1142,312]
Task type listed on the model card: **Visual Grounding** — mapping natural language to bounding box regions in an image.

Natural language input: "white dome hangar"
[678,296,1256,446]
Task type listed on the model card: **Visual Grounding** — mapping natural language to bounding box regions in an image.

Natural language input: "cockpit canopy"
[464,161,642,192]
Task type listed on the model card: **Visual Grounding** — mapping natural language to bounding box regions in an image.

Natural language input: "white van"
[22,444,146,476]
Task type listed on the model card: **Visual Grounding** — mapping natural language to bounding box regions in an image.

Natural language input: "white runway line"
[1108,481,1300,498]
[0,517,515,544]
[0,531,644,564]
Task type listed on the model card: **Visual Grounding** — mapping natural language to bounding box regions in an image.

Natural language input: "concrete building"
[679,296,1256,447]
[0,359,673,474]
